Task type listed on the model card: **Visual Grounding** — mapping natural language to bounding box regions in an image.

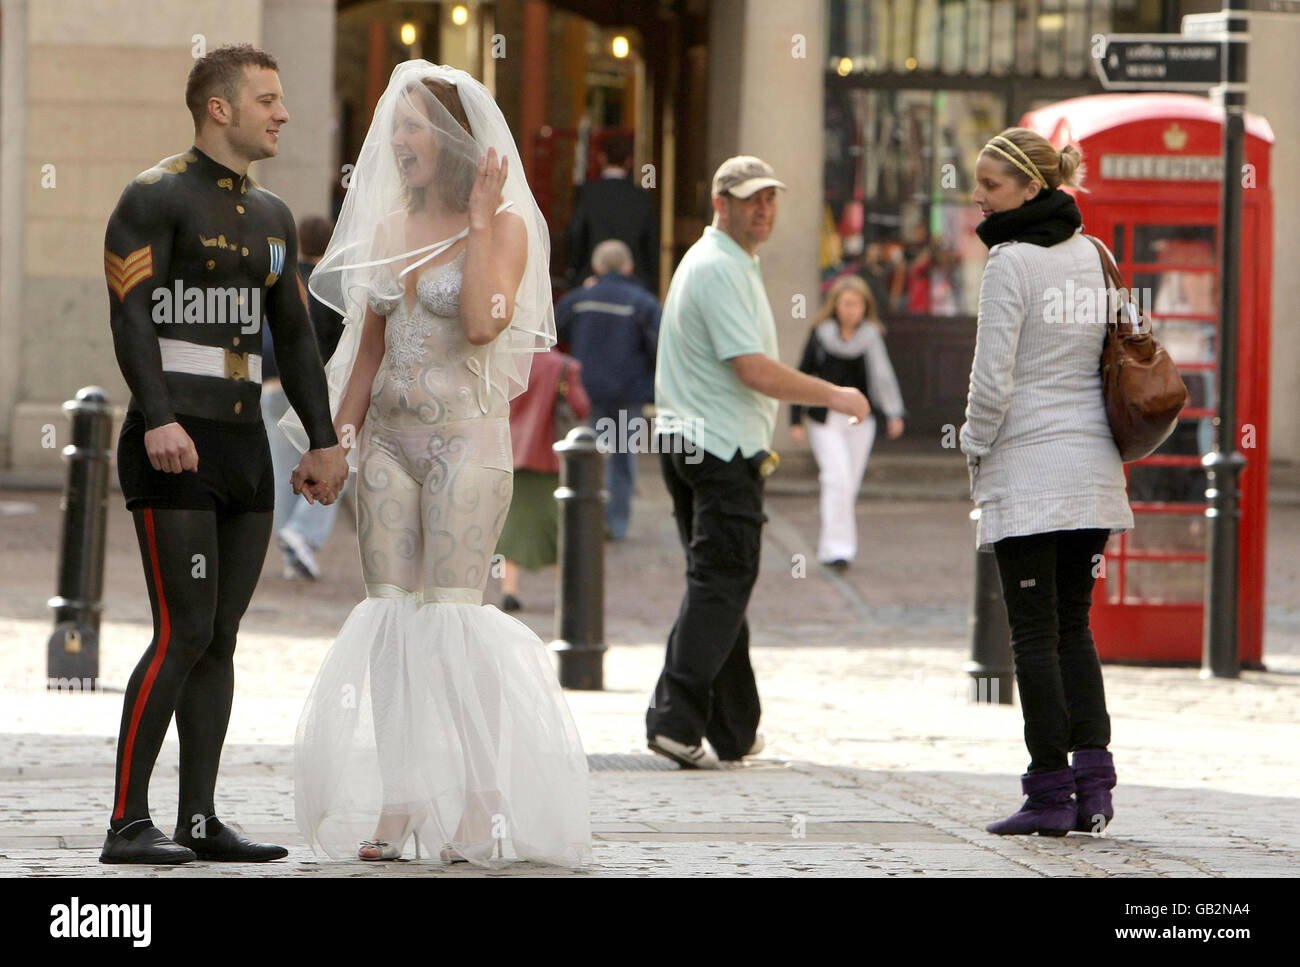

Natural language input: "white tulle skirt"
[294,596,592,867]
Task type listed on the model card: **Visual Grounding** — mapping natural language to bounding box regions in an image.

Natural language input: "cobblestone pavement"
[1,459,1297,877]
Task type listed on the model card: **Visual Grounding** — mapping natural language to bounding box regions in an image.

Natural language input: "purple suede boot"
[986,767,1076,836]
[1071,748,1116,834]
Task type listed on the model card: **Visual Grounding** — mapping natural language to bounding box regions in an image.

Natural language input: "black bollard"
[964,509,1014,705]
[549,426,607,690]
[47,387,114,693]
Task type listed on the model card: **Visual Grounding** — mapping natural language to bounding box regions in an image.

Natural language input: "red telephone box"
[1021,94,1273,668]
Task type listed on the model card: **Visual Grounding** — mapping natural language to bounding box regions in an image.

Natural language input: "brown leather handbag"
[1084,235,1189,462]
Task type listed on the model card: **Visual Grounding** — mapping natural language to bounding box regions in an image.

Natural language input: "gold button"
[206,259,216,269]
[232,336,240,346]
[241,246,249,256]
[234,401,243,415]
[236,204,246,214]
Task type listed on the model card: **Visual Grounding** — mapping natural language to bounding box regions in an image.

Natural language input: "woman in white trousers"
[791,276,905,569]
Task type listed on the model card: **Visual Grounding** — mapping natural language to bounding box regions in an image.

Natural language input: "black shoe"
[501,593,522,613]
[173,819,288,862]
[822,559,850,572]
[100,824,196,865]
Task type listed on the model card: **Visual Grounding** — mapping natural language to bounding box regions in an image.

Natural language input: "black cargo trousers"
[646,438,768,760]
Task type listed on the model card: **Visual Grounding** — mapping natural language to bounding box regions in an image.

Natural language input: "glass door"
[1102,214,1219,607]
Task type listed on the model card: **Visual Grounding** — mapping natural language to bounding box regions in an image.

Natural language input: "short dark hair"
[601,133,632,169]
[185,44,279,129]
[297,215,334,259]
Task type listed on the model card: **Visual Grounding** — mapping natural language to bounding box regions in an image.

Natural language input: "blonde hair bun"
[1057,143,1085,189]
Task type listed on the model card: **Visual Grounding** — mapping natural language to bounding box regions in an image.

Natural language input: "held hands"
[292,446,349,505]
[468,147,508,232]
[828,386,870,425]
[144,423,199,473]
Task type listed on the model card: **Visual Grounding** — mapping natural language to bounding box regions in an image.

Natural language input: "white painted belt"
[158,337,262,383]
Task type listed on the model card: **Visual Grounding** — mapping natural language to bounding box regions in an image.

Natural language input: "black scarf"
[975,187,1082,249]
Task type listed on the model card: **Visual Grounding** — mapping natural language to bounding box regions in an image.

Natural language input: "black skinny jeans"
[992,528,1112,775]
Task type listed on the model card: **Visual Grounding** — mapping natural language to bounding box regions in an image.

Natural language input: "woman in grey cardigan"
[960,128,1134,837]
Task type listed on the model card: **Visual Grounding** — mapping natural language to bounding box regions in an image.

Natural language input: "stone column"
[0,0,344,474]
[708,0,825,453]
[259,0,337,221]
[4,0,264,475]
[520,0,548,176]
[1249,14,1300,465]
[0,0,30,471]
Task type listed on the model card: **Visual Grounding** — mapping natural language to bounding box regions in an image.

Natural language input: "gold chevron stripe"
[105,245,152,274]
[106,265,152,299]
[105,245,153,301]
[118,266,152,288]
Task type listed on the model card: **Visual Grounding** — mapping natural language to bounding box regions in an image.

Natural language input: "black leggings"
[110,508,271,834]
[992,528,1112,775]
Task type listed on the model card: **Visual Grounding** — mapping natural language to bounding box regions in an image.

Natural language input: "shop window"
[990,0,1017,74]
[827,0,1149,76]
[822,88,1004,315]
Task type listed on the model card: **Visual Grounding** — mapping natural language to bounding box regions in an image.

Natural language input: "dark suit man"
[567,133,658,292]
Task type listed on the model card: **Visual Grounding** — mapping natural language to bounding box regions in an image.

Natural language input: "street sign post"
[1201,3,1252,681]
[1093,36,1225,90]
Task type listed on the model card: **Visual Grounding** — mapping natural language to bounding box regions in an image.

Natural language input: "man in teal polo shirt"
[647,156,870,769]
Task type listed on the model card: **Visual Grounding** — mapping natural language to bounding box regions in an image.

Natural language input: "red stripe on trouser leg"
[113,508,173,820]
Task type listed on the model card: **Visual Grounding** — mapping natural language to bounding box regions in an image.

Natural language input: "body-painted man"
[100,44,348,864]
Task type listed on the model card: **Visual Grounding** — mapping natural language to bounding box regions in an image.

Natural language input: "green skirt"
[495,469,560,571]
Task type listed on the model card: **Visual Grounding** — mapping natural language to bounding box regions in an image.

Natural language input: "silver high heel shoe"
[358,829,421,861]
[439,837,505,864]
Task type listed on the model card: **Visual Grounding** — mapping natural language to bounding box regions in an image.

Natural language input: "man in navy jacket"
[556,240,661,540]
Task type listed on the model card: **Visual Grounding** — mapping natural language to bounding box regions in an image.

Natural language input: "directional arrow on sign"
[1094,35,1225,90]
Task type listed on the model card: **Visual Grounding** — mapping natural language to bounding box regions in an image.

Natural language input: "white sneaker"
[648,734,719,770]
[717,735,764,769]
[277,528,320,581]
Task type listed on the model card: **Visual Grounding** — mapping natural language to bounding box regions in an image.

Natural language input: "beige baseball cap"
[711,155,787,199]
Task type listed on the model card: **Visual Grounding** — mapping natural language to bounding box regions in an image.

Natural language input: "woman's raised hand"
[469,147,508,232]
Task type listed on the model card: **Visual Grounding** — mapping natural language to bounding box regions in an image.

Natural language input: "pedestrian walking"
[566,133,658,291]
[556,239,661,541]
[790,276,905,569]
[495,347,592,612]
[646,156,869,769]
[262,214,346,580]
[961,128,1134,836]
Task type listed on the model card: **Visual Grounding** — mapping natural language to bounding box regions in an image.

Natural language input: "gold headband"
[983,137,1046,187]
